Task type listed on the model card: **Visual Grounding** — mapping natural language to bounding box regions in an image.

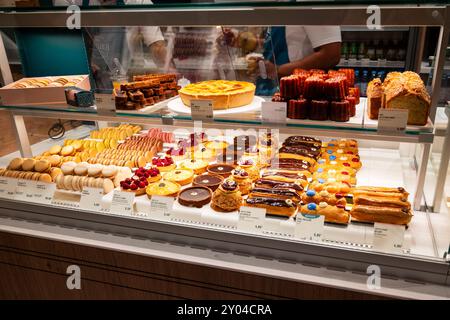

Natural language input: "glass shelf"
[0,96,434,143]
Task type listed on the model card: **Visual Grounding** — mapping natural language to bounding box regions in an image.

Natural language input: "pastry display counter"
[0,2,449,299]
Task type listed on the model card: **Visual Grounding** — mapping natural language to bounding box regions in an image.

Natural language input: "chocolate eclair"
[262,170,309,181]
[283,136,322,149]
[254,179,304,192]
[279,145,321,159]
[245,197,297,216]
[249,187,301,202]
[271,158,312,171]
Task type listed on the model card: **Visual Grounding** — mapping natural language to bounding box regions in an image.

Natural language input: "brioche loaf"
[366,78,383,119]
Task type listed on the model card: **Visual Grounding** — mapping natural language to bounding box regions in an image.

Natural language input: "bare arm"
[276,42,341,77]
[149,40,170,68]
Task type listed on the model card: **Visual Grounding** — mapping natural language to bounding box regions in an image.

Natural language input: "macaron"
[61,145,74,156]
[103,178,114,194]
[22,158,36,171]
[8,158,23,170]
[61,162,76,175]
[87,165,102,177]
[63,175,73,190]
[49,145,62,155]
[102,166,117,178]
[95,178,104,189]
[39,173,52,183]
[71,176,81,191]
[49,155,61,167]
[74,164,88,176]
[56,174,65,189]
[35,159,51,173]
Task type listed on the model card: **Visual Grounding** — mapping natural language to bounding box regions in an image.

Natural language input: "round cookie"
[74,164,88,176]
[103,178,114,194]
[61,145,74,156]
[49,155,61,167]
[102,166,118,178]
[35,159,51,173]
[22,158,36,171]
[8,158,23,170]
[63,175,73,190]
[39,173,52,183]
[87,165,102,177]
[55,174,65,189]
[50,168,63,181]
[61,162,76,175]
[49,145,62,155]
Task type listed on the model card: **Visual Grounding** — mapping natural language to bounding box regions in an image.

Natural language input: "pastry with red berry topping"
[120,175,150,196]
[151,156,176,172]
[134,166,161,183]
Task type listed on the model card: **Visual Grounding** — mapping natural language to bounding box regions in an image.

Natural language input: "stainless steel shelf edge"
[0,198,448,287]
[0,5,446,27]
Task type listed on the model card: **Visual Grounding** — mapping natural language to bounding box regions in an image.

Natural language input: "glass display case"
[0,1,449,298]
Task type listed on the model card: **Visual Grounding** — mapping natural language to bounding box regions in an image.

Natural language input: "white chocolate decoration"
[319,202,328,208]
[319,190,329,197]
[340,156,348,161]
[337,149,344,154]
[330,161,337,165]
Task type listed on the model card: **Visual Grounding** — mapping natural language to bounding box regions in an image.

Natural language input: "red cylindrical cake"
[280,75,301,100]
[324,77,346,101]
[288,98,309,119]
[303,76,325,100]
[330,100,350,122]
[338,68,355,87]
[309,100,329,121]
[348,86,360,104]
[346,96,356,117]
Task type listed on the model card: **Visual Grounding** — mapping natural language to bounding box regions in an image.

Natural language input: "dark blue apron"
[256,26,289,96]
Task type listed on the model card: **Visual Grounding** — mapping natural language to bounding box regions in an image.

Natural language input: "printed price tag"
[80,187,104,211]
[261,101,287,124]
[238,206,265,234]
[110,190,135,216]
[295,213,325,241]
[15,179,36,201]
[0,177,17,199]
[190,100,213,121]
[32,182,56,204]
[149,195,174,220]
[377,109,408,133]
[373,223,405,254]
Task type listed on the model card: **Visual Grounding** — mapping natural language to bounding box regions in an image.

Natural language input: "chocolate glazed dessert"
[178,186,212,208]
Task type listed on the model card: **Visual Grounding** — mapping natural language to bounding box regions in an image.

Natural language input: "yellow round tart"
[146,180,181,198]
[179,80,256,110]
[163,169,194,186]
[179,159,209,175]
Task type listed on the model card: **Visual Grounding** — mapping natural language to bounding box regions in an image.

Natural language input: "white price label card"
[80,187,104,211]
[149,195,174,220]
[110,190,135,216]
[0,177,17,199]
[32,182,56,204]
[377,109,408,133]
[15,179,36,201]
[238,206,265,234]
[373,223,405,254]
[295,213,325,241]
[190,100,213,121]
[261,101,287,124]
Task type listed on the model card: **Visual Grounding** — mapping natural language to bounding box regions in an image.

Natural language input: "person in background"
[252,25,341,95]
[53,0,173,89]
